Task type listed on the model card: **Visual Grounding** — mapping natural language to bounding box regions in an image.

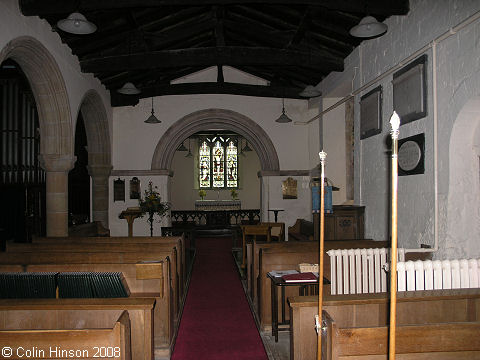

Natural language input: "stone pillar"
[88,164,113,227]
[38,154,75,237]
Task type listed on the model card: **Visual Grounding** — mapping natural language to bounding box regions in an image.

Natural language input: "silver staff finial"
[390,111,400,139]
[319,151,327,162]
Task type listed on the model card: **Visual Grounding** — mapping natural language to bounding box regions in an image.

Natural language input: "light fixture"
[299,85,322,98]
[57,12,97,35]
[177,141,188,151]
[117,82,141,95]
[349,16,388,38]
[275,98,293,123]
[185,139,193,158]
[144,97,160,124]
[242,141,252,152]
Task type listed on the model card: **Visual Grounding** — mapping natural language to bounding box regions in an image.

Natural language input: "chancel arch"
[151,109,279,173]
[0,36,74,236]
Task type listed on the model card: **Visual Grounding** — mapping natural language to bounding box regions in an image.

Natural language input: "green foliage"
[139,181,170,220]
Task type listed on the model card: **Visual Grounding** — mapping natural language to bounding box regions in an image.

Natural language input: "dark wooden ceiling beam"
[110,81,311,106]
[81,46,343,72]
[20,0,409,16]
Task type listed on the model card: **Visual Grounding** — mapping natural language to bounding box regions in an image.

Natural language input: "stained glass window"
[198,136,238,188]
[226,141,238,188]
[199,141,211,188]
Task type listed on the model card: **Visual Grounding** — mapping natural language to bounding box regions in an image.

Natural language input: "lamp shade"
[349,16,387,38]
[144,97,160,124]
[145,112,160,124]
[117,82,141,95]
[57,12,97,35]
[177,142,188,151]
[275,99,293,123]
[299,85,321,98]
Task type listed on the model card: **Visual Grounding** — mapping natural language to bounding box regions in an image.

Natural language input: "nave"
[172,237,268,360]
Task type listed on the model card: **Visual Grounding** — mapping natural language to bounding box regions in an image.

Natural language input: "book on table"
[281,272,318,283]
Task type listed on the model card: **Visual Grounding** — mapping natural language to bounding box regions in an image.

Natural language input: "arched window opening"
[198,134,238,189]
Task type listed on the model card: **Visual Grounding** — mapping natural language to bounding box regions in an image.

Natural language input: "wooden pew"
[0,310,131,360]
[29,236,186,300]
[257,241,389,330]
[260,222,285,242]
[0,299,156,360]
[0,253,174,358]
[240,224,272,269]
[289,289,480,360]
[5,242,182,318]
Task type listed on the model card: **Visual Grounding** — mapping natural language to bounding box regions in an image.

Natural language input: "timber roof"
[19,0,409,106]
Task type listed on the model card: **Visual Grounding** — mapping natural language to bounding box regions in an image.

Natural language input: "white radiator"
[396,259,480,291]
[327,248,405,295]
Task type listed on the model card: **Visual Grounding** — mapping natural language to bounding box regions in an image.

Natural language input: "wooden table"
[268,272,328,342]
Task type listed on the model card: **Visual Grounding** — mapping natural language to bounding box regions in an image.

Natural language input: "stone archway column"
[88,164,113,227]
[39,154,75,237]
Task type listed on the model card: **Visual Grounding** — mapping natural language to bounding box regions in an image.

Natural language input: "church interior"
[1,1,480,359]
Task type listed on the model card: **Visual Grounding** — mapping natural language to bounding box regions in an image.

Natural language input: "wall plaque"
[130,177,141,199]
[393,55,427,124]
[360,86,382,140]
[398,133,425,176]
[113,178,125,202]
[282,177,297,199]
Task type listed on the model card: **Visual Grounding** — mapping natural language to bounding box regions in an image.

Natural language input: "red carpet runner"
[172,237,268,360]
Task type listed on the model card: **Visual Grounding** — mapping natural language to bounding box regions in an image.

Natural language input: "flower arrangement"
[230,188,238,200]
[139,181,170,236]
[198,189,207,200]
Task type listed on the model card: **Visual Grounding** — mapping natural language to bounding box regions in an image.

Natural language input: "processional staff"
[315,150,327,360]
[389,111,400,360]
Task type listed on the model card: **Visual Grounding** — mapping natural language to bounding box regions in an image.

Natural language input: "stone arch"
[0,36,72,157]
[151,108,280,172]
[79,90,112,227]
[79,89,111,166]
[0,36,73,236]
[444,97,480,259]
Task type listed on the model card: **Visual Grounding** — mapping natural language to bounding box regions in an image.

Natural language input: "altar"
[194,200,241,211]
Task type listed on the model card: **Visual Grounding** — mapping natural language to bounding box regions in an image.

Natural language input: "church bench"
[4,242,182,317]
[30,236,186,300]
[240,224,272,269]
[0,310,131,360]
[288,219,314,242]
[289,289,480,360]
[0,254,174,357]
[248,240,317,304]
[258,248,319,330]
[257,241,389,330]
[0,299,156,360]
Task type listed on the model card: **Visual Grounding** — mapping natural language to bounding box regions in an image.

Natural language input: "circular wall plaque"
[398,140,422,171]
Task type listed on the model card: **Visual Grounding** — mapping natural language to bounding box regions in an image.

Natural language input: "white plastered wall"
[0,0,112,146]
[321,0,480,257]
[110,66,320,235]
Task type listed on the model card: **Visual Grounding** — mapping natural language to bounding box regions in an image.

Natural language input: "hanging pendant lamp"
[275,98,293,123]
[242,141,252,152]
[144,97,160,124]
[117,82,141,95]
[349,16,388,38]
[177,142,188,151]
[57,12,97,35]
[299,85,322,98]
